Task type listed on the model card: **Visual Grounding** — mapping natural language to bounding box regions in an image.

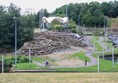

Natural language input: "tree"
[0,4,34,52]
[34,9,49,28]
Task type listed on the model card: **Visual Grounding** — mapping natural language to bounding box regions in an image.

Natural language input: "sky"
[0,0,113,14]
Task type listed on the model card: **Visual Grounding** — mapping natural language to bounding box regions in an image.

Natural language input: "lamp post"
[42,9,45,31]
[77,15,80,34]
[66,0,69,32]
[66,0,68,17]
[39,11,40,32]
[13,17,17,67]
[103,16,107,60]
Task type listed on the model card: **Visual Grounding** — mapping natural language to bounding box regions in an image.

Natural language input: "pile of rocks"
[18,31,87,56]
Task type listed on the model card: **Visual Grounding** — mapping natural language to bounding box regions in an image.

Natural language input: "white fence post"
[97,55,100,73]
[112,47,114,69]
[2,55,4,73]
[29,47,31,63]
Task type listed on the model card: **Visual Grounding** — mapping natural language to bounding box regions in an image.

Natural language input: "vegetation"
[56,59,118,72]
[55,36,118,72]
[0,3,34,52]
[71,52,90,62]
[0,55,29,64]
[32,57,45,63]
[0,55,30,72]
[50,19,77,33]
[0,73,118,83]
[15,63,38,70]
[52,1,118,27]
[1,1,118,52]
[91,36,103,52]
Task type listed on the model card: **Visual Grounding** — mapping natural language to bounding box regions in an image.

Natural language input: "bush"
[0,55,29,72]
[93,31,104,36]
[51,24,64,31]
[17,56,29,63]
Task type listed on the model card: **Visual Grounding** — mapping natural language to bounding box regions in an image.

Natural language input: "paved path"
[33,60,96,68]
[85,51,97,66]
[32,50,97,68]
[98,37,111,52]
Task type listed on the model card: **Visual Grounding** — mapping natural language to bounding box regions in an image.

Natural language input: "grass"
[71,52,90,62]
[32,57,44,63]
[56,58,118,72]
[14,63,39,70]
[55,36,118,72]
[91,36,103,52]
[0,73,118,83]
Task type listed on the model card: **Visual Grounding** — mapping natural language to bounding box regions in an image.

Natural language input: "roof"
[42,16,69,24]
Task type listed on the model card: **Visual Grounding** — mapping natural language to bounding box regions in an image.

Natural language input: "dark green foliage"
[52,1,118,27]
[34,9,49,28]
[0,3,34,52]
[17,55,29,63]
[0,55,29,72]
[0,55,29,64]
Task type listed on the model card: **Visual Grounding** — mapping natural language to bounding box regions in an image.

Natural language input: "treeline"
[0,1,118,52]
[0,3,34,52]
[52,1,118,27]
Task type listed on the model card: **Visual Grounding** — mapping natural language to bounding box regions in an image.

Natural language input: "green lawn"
[91,36,103,52]
[14,63,39,70]
[32,57,45,62]
[56,58,118,72]
[71,52,90,62]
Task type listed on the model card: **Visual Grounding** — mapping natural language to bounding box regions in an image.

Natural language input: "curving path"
[32,50,97,68]
[32,36,97,68]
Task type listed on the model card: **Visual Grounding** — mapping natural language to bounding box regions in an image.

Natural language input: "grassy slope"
[71,52,90,62]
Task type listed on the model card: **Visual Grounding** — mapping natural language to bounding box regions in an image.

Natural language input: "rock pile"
[18,31,87,56]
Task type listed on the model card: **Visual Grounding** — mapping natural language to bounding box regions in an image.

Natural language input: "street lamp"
[66,0,68,17]
[103,16,107,60]
[77,15,80,34]
[39,11,40,32]
[66,0,69,32]
[13,17,17,67]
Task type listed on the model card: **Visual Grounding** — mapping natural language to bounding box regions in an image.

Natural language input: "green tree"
[0,3,34,52]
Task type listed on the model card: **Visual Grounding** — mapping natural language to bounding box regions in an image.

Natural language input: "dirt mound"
[18,31,87,55]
